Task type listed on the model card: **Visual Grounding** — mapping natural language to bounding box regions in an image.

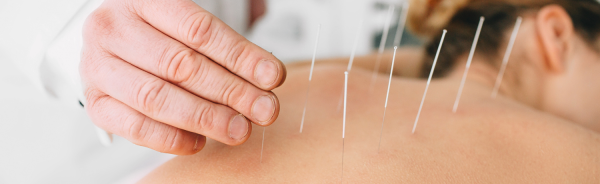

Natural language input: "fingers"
[97,18,279,126]
[126,0,286,90]
[85,89,206,155]
[81,54,253,146]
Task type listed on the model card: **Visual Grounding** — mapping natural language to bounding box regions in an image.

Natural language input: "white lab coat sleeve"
[0,0,89,106]
[0,0,249,108]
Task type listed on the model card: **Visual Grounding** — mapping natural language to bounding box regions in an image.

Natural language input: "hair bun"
[407,0,471,37]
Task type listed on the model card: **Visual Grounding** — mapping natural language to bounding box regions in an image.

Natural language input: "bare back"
[141,64,600,183]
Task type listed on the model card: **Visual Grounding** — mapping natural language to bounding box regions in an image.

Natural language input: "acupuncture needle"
[341,71,349,183]
[379,0,408,81]
[261,51,275,163]
[492,17,522,99]
[378,1,408,78]
[300,24,322,133]
[260,127,266,163]
[378,46,398,151]
[369,5,395,92]
[337,20,364,112]
[412,30,447,134]
[452,17,485,113]
[392,1,409,48]
[347,19,363,73]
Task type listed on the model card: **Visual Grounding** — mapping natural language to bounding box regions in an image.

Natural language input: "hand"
[81,0,286,155]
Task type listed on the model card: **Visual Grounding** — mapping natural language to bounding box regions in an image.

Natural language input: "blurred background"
[0,0,422,183]
[248,0,421,63]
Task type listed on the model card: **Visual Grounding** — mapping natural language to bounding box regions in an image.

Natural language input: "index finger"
[127,0,286,90]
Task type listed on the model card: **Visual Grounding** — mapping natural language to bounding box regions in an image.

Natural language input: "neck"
[444,57,542,110]
[445,59,499,93]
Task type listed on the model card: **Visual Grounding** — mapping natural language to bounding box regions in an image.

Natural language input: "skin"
[287,47,426,78]
[81,0,283,155]
[140,5,600,183]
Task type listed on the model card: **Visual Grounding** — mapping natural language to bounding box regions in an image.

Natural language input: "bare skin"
[140,62,600,183]
[287,47,426,78]
[141,5,600,183]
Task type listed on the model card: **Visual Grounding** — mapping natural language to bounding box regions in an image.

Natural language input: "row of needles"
[259,5,523,183]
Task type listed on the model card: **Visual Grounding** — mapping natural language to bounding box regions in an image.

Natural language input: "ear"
[535,5,575,73]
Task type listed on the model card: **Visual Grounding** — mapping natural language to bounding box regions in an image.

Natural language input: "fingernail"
[193,135,200,151]
[229,114,249,140]
[252,95,275,124]
[255,60,279,88]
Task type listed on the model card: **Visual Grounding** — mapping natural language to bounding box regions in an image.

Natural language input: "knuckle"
[193,56,213,83]
[83,88,101,108]
[222,79,249,108]
[177,10,250,73]
[223,41,248,72]
[160,129,184,153]
[124,113,182,154]
[84,8,117,40]
[133,79,170,115]
[125,114,151,145]
[179,11,219,50]
[84,1,135,49]
[191,103,216,133]
[83,88,110,112]
[84,91,114,130]
[170,54,212,95]
[159,47,199,84]
[83,89,106,125]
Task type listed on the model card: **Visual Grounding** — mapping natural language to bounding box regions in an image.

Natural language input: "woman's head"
[408,0,600,131]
